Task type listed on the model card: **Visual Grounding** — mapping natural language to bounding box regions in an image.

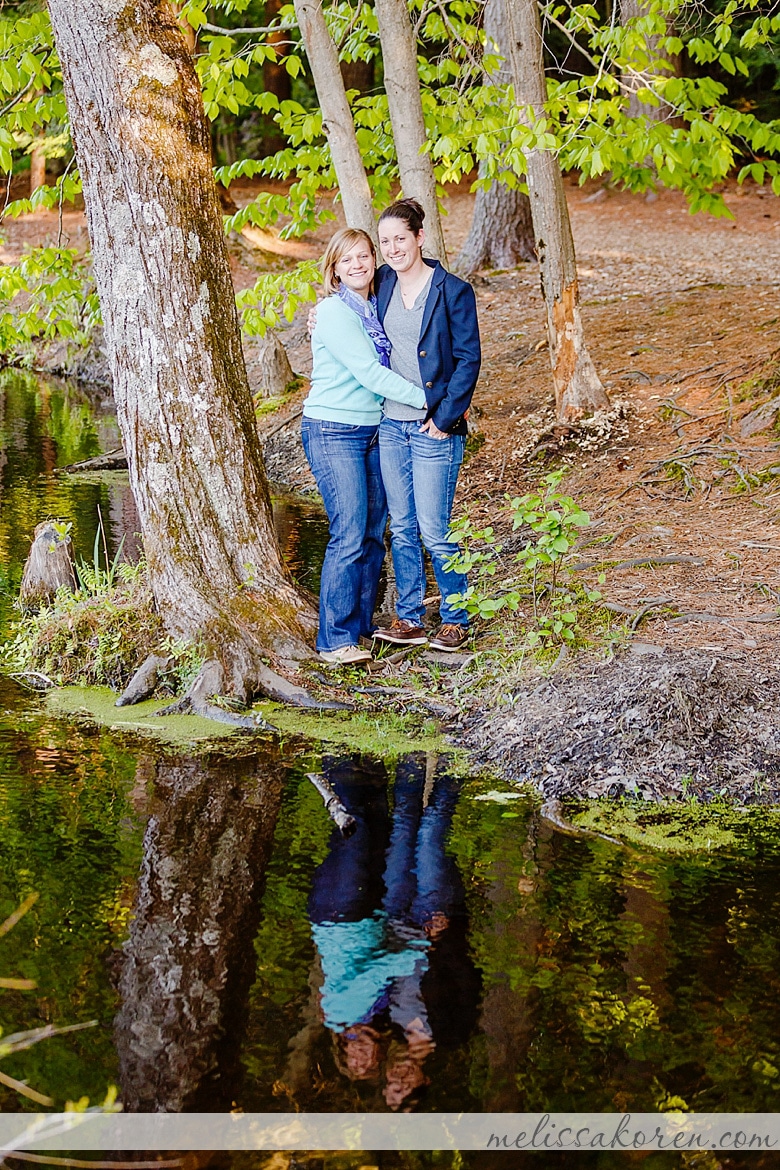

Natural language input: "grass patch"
[254,377,305,418]
[567,798,780,855]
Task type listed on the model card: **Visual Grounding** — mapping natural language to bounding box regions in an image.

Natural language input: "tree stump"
[242,331,295,399]
[19,522,77,609]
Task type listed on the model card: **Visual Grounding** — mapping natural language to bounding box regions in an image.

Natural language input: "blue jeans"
[378,417,467,627]
[301,417,387,652]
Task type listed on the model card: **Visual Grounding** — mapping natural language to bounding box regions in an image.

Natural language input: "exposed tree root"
[155,660,277,728]
[115,653,172,707]
[254,660,351,709]
[352,684,457,718]
[540,798,622,846]
[9,671,56,691]
[148,656,351,727]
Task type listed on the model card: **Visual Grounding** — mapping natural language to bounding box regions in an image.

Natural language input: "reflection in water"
[114,751,284,1112]
[308,755,479,1111]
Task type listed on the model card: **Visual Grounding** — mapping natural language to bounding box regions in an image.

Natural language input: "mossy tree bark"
[374,0,447,264]
[46,0,316,702]
[502,0,610,422]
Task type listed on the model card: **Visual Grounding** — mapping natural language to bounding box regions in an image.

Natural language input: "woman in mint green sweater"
[302,228,426,666]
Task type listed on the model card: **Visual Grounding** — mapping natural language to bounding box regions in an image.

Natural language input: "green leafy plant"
[445,470,603,647]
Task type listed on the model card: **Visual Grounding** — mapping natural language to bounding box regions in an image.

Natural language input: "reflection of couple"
[302,198,481,666]
[308,755,472,1110]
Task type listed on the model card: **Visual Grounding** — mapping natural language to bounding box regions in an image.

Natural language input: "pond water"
[3,371,780,1126]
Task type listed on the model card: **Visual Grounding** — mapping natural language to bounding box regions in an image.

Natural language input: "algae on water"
[569,799,780,855]
[252,701,453,762]
[44,686,453,760]
[46,686,243,745]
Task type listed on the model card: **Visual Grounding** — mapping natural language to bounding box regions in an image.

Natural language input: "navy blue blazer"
[375,260,481,435]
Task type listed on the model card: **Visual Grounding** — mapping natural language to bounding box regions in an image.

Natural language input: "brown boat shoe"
[429,623,469,652]
[372,618,429,646]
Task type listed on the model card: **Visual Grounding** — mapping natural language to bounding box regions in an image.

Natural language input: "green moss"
[46,686,242,745]
[568,799,780,855]
[252,701,457,763]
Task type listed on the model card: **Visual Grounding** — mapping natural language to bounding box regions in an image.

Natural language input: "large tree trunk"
[456,177,535,276]
[374,0,447,264]
[293,0,376,239]
[46,0,317,702]
[455,0,535,277]
[502,0,610,422]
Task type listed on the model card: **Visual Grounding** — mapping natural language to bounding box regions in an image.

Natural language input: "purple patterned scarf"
[337,282,392,368]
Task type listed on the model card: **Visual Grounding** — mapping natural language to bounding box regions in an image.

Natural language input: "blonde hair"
[321,228,376,295]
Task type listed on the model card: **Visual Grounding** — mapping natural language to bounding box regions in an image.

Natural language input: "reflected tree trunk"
[114,751,284,1111]
[476,810,545,1110]
[621,868,672,1014]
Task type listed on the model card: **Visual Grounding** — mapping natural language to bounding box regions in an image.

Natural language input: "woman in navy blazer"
[371,199,481,653]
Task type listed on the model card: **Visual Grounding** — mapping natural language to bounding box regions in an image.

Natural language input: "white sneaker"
[319,644,372,666]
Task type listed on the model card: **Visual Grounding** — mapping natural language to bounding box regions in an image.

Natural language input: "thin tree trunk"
[173,1,196,52]
[263,0,292,153]
[502,0,609,422]
[620,0,678,121]
[29,143,46,198]
[47,0,317,701]
[455,0,535,276]
[373,0,447,263]
[293,0,376,239]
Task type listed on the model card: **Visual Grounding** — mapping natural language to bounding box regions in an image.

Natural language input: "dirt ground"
[6,174,780,799]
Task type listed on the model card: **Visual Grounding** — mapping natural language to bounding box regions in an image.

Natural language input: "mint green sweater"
[303,295,427,424]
